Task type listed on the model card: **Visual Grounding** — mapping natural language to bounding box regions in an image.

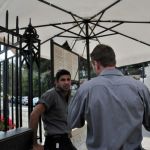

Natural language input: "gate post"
[21,21,41,116]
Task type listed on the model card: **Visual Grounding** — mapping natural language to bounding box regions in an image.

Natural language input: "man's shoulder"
[124,76,143,84]
[46,87,55,92]
[42,88,57,97]
[79,77,99,90]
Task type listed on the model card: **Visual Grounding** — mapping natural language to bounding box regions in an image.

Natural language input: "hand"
[32,143,44,150]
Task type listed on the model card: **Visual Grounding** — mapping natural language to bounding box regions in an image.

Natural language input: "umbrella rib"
[90,22,123,38]
[90,0,122,20]
[10,19,149,32]
[51,24,85,38]
[9,21,83,31]
[88,25,101,44]
[89,12,104,36]
[93,20,150,24]
[71,15,86,36]
[41,22,84,45]
[91,22,150,47]
[71,24,86,50]
[37,0,83,20]
[0,26,22,37]
[93,33,117,38]
[73,43,86,81]
[57,35,80,38]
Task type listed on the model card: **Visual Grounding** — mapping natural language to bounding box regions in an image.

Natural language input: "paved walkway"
[72,125,150,150]
[142,128,150,150]
[12,107,150,150]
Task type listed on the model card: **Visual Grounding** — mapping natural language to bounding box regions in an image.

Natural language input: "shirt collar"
[55,87,71,102]
[55,87,65,96]
[99,68,123,77]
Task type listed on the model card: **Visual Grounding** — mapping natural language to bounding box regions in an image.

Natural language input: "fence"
[0,10,42,142]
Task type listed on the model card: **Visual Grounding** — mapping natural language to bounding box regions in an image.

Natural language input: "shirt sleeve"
[38,89,56,111]
[68,85,88,129]
[139,84,150,131]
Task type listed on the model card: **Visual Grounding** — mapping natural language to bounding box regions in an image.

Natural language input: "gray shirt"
[68,68,150,150]
[39,87,69,136]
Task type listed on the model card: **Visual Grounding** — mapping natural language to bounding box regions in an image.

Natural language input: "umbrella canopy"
[0,0,150,67]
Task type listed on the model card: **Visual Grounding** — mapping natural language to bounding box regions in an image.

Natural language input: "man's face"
[56,75,71,92]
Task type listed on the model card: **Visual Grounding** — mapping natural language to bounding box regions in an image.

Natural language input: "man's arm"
[142,88,150,131]
[68,87,87,129]
[139,85,150,131]
[29,103,46,146]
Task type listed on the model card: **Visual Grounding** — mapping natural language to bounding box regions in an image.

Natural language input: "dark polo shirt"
[38,87,70,136]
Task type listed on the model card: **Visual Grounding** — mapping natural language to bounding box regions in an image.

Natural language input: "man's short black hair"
[90,44,116,67]
[55,69,71,81]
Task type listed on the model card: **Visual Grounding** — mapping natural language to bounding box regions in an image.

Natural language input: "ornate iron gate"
[0,11,42,142]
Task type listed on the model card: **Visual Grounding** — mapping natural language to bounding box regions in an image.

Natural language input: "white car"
[22,96,28,105]
[33,97,39,106]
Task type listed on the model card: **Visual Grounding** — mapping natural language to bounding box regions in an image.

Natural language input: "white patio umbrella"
[0,0,150,68]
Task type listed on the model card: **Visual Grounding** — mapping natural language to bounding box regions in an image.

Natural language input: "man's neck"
[97,66,115,75]
[104,66,116,70]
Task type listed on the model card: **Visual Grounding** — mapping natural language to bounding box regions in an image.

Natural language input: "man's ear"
[93,61,99,70]
[94,61,102,75]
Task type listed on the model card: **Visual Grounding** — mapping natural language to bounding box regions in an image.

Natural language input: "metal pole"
[85,20,91,80]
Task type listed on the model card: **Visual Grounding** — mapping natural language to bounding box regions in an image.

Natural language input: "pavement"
[142,127,150,150]
[10,106,150,150]
[72,126,150,150]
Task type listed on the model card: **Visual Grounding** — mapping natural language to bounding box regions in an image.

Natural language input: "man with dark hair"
[68,44,150,150]
[30,69,76,150]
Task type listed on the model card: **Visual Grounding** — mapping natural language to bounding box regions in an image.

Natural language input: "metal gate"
[0,11,42,142]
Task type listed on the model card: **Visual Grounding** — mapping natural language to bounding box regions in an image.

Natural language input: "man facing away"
[30,69,77,150]
[68,44,150,150]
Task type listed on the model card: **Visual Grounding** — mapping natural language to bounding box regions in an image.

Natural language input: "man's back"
[68,68,150,150]
[68,44,150,150]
